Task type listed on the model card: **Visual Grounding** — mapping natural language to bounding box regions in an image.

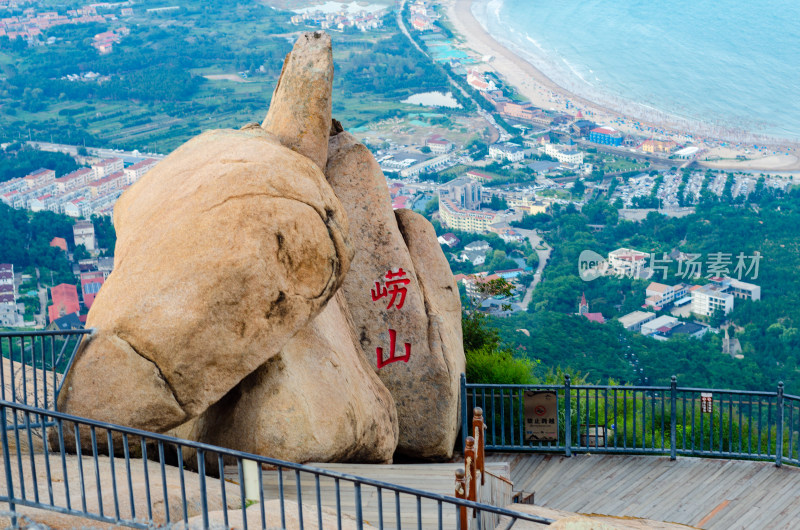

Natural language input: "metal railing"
[0,399,553,529]
[0,330,551,528]
[0,329,91,413]
[462,374,800,467]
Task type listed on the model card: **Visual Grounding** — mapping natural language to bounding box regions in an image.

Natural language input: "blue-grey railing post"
[670,376,677,461]
[776,381,784,467]
[564,375,572,457]
[461,373,468,451]
[0,405,17,527]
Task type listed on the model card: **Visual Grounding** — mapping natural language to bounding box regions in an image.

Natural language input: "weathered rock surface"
[263,31,333,171]
[325,131,464,459]
[57,32,352,433]
[185,292,398,464]
[395,207,465,455]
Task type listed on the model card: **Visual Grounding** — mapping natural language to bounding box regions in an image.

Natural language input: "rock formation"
[185,292,398,464]
[57,32,352,432]
[325,131,464,460]
[56,31,465,464]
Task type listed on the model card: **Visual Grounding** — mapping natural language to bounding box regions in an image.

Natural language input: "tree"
[73,244,89,261]
[572,179,585,198]
[419,146,431,154]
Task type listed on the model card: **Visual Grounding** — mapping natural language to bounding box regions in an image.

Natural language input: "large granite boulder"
[184,292,398,464]
[57,32,352,432]
[325,130,465,459]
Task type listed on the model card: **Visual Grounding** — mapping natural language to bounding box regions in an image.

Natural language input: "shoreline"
[442,0,800,173]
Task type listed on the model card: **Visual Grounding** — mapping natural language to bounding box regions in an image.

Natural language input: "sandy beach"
[442,0,800,172]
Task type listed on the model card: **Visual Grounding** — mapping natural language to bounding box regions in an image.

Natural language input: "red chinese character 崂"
[371,268,411,310]
[376,329,411,369]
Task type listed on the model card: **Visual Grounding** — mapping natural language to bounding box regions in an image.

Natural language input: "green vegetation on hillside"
[472,185,800,394]
[0,146,80,183]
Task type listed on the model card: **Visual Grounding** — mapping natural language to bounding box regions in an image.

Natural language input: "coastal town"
[0,0,793,342]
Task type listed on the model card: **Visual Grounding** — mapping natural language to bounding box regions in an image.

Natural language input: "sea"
[473,0,800,142]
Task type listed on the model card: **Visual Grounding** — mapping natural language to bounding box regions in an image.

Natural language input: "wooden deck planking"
[493,453,800,529]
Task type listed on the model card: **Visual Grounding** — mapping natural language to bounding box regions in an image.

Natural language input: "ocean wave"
[475,0,799,142]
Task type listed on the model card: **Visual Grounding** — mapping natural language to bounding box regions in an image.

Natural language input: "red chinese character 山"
[376,329,411,369]
[370,268,412,369]
[371,268,411,310]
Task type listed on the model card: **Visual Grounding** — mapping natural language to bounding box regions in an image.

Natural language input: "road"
[515,228,552,310]
[34,268,47,328]
[395,0,507,144]
[26,141,165,164]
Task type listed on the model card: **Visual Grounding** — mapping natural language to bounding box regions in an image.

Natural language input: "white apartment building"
[489,143,525,162]
[727,278,761,301]
[55,168,93,192]
[438,198,496,233]
[691,284,734,317]
[544,143,584,165]
[23,168,56,188]
[73,220,96,251]
[123,158,159,185]
[645,282,690,308]
[91,157,123,180]
[608,248,649,278]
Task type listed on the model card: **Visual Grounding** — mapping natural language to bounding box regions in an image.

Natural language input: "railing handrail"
[0,329,93,338]
[462,374,798,469]
[0,398,554,527]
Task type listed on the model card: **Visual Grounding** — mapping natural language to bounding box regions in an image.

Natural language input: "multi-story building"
[123,158,158,185]
[0,263,17,326]
[398,154,452,178]
[644,282,690,308]
[23,168,55,188]
[489,143,524,162]
[572,119,596,137]
[442,176,482,210]
[80,270,105,309]
[639,139,678,154]
[466,69,497,92]
[55,168,93,192]
[91,157,123,180]
[618,311,656,332]
[544,143,584,165]
[425,135,454,154]
[726,278,761,301]
[608,248,649,278]
[691,284,734,317]
[73,220,96,251]
[438,198,496,233]
[589,127,624,146]
[88,171,126,197]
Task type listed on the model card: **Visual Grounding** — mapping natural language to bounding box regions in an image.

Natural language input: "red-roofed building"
[88,170,125,197]
[80,271,105,309]
[425,135,453,154]
[589,127,623,146]
[437,232,460,247]
[55,168,92,192]
[50,237,68,252]
[583,312,606,324]
[123,158,158,185]
[24,168,55,189]
[91,157,123,179]
[392,195,411,210]
[48,283,80,323]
